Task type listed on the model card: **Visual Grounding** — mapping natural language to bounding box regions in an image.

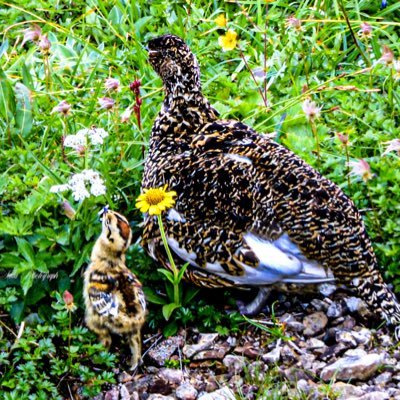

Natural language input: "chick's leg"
[127,330,142,370]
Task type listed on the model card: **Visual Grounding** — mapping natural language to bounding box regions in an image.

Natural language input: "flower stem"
[310,119,321,166]
[157,214,180,306]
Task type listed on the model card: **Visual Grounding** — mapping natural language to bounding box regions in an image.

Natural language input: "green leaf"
[157,268,174,283]
[177,262,189,282]
[21,270,34,295]
[162,320,178,337]
[14,82,33,137]
[0,215,34,236]
[15,238,35,265]
[142,288,167,305]
[10,300,25,323]
[0,67,16,120]
[162,303,180,321]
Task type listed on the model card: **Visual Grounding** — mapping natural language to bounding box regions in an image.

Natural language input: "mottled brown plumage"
[141,34,400,330]
[84,207,146,369]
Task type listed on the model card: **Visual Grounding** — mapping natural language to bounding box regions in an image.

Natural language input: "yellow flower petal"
[218,29,238,52]
[215,14,227,27]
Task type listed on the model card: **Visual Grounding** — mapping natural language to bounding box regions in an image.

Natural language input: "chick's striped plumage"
[84,208,146,369]
[142,34,400,329]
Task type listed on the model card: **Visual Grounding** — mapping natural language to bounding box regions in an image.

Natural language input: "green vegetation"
[0,0,399,397]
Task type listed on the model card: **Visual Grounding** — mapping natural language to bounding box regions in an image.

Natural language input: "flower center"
[145,188,166,205]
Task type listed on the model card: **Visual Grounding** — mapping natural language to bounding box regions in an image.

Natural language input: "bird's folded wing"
[117,269,147,315]
[90,291,119,317]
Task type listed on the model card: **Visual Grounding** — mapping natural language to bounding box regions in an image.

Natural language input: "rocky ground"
[94,287,400,400]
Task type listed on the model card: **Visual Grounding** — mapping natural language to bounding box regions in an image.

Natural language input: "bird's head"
[147,34,201,94]
[98,207,132,254]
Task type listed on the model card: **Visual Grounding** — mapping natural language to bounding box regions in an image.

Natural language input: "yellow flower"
[215,14,227,27]
[136,185,176,215]
[218,29,238,52]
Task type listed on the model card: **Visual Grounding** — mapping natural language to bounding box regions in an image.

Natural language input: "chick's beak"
[98,205,109,221]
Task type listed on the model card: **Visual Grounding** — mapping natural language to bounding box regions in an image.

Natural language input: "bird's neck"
[152,88,218,142]
[91,239,126,265]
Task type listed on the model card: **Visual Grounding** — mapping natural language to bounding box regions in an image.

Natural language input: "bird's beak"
[98,205,109,220]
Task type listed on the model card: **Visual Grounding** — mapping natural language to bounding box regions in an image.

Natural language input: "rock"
[336,331,357,348]
[296,379,314,395]
[344,297,371,317]
[310,299,329,312]
[159,368,184,385]
[331,382,365,400]
[378,334,393,347]
[148,337,181,366]
[247,360,268,381]
[303,312,328,336]
[234,341,260,359]
[358,392,389,400]
[352,328,372,345]
[118,371,133,383]
[147,395,175,400]
[280,344,298,363]
[104,387,119,400]
[176,382,198,400]
[119,384,131,400]
[374,371,392,386]
[286,321,305,333]
[320,342,348,361]
[306,338,326,351]
[319,283,337,296]
[194,343,230,360]
[261,346,281,364]
[222,355,247,374]
[320,353,385,382]
[299,353,316,370]
[327,302,343,318]
[183,333,218,358]
[198,386,236,400]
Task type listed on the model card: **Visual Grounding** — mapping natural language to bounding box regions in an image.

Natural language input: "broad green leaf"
[0,68,16,119]
[162,302,180,321]
[142,288,167,305]
[21,270,34,295]
[157,268,174,283]
[15,238,35,265]
[14,82,33,137]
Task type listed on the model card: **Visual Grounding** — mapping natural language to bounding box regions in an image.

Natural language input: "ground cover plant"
[0,0,399,398]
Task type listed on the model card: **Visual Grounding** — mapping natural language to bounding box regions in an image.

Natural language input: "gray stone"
[321,353,385,382]
[327,302,343,318]
[358,392,389,400]
[310,299,329,311]
[303,312,328,336]
[193,343,230,360]
[336,331,357,348]
[299,353,316,370]
[306,338,326,350]
[104,387,119,400]
[147,395,175,400]
[261,346,281,364]
[119,384,131,400]
[319,283,337,297]
[374,371,392,386]
[159,368,184,385]
[345,297,371,317]
[222,355,247,374]
[197,386,236,400]
[183,333,218,358]
[176,382,198,400]
[118,371,133,383]
[331,382,365,400]
[148,337,181,366]
[352,328,372,345]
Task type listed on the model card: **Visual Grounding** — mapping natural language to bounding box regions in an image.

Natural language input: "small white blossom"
[50,169,106,202]
[50,184,70,193]
[88,127,108,145]
[64,133,86,149]
[90,179,107,196]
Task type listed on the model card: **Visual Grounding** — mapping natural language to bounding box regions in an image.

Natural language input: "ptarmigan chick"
[84,207,146,369]
[141,34,400,333]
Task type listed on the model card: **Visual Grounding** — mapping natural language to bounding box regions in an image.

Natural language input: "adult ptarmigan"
[140,33,400,330]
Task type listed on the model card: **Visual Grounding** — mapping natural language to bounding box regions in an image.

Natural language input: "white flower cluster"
[50,169,106,201]
[63,127,109,149]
